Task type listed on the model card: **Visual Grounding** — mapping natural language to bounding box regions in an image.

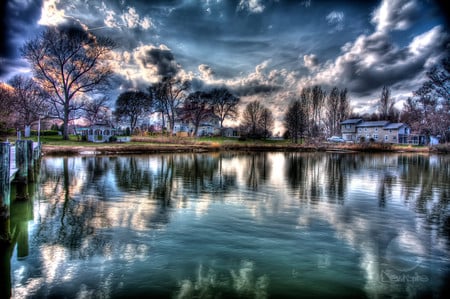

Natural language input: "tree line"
[0,26,448,142]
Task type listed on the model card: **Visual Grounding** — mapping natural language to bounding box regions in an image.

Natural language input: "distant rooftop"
[356,121,390,127]
[340,118,363,125]
[383,123,408,130]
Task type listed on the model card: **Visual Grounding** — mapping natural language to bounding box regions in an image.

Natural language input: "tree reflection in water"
[3,152,449,298]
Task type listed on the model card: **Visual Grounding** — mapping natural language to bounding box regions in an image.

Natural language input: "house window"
[373,134,378,140]
[375,128,378,132]
[364,128,368,132]
[346,124,351,129]
[389,129,392,133]
[385,135,388,141]
[358,128,362,132]
[393,136,397,140]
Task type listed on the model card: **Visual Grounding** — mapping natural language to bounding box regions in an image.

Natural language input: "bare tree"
[310,85,326,136]
[8,75,49,134]
[182,91,214,136]
[21,26,116,140]
[241,100,272,138]
[210,87,240,135]
[338,88,351,124]
[0,82,16,134]
[377,86,398,121]
[325,87,351,136]
[284,98,308,143]
[325,87,340,136]
[83,96,111,125]
[115,91,152,133]
[150,76,190,134]
[262,107,274,139]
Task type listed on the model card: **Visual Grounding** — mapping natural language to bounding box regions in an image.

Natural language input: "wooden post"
[0,142,11,243]
[13,140,28,200]
[26,140,35,182]
[0,143,10,207]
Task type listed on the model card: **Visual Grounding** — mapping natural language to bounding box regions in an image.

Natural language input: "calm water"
[2,152,450,298]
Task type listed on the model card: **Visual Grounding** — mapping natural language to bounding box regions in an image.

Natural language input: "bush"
[39,130,60,136]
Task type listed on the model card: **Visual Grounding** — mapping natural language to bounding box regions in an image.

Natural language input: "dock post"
[14,140,29,201]
[0,142,11,243]
[26,140,35,182]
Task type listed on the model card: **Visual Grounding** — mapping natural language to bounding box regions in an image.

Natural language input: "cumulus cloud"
[198,64,215,80]
[303,54,318,70]
[371,0,419,33]
[306,24,448,110]
[38,0,67,26]
[135,44,180,79]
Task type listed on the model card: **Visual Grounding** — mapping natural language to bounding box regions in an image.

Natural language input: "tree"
[299,85,325,137]
[325,87,351,136]
[260,107,274,139]
[284,98,307,143]
[401,55,450,142]
[241,100,272,138]
[310,85,326,136]
[8,75,49,134]
[21,26,116,140]
[338,88,351,124]
[182,91,214,136]
[325,87,340,136]
[210,88,240,135]
[149,76,190,134]
[0,82,16,134]
[378,86,398,121]
[83,96,111,125]
[115,91,152,133]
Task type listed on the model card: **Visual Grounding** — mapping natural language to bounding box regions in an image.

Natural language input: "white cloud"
[303,54,318,70]
[104,9,119,28]
[237,0,265,14]
[371,0,419,33]
[198,64,215,80]
[299,25,447,111]
[102,5,153,30]
[326,11,344,31]
[38,0,67,26]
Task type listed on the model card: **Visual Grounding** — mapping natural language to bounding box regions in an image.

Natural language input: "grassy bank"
[18,135,436,155]
[3,134,441,155]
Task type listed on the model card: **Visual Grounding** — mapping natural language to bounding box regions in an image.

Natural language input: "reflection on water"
[2,152,450,298]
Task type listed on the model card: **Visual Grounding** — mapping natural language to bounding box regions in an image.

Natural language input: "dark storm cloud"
[139,47,180,78]
[0,0,43,77]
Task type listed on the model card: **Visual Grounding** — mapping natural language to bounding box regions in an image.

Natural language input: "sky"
[1,0,449,132]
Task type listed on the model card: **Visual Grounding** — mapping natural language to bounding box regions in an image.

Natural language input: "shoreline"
[41,142,434,156]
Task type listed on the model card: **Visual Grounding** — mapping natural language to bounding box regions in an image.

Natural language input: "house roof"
[356,121,390,128]
[383,123,408,130]
[340,118,363,125]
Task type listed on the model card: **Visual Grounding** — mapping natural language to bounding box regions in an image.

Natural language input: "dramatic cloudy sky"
[1,0,449,132]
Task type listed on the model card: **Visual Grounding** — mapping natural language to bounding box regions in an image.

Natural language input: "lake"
[2,152,450,298]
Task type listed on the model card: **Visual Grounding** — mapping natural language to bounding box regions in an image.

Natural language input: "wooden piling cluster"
[0,140,41,243]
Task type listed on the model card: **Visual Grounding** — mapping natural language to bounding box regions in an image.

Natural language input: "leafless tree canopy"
[21,26,116,139]
[8,75,49,129]
[241,100,273,138]
[210,88,240,134]
[149,76,190,133]
[115,91,152,133]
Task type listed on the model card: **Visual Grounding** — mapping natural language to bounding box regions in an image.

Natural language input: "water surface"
[3,152,450,298]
